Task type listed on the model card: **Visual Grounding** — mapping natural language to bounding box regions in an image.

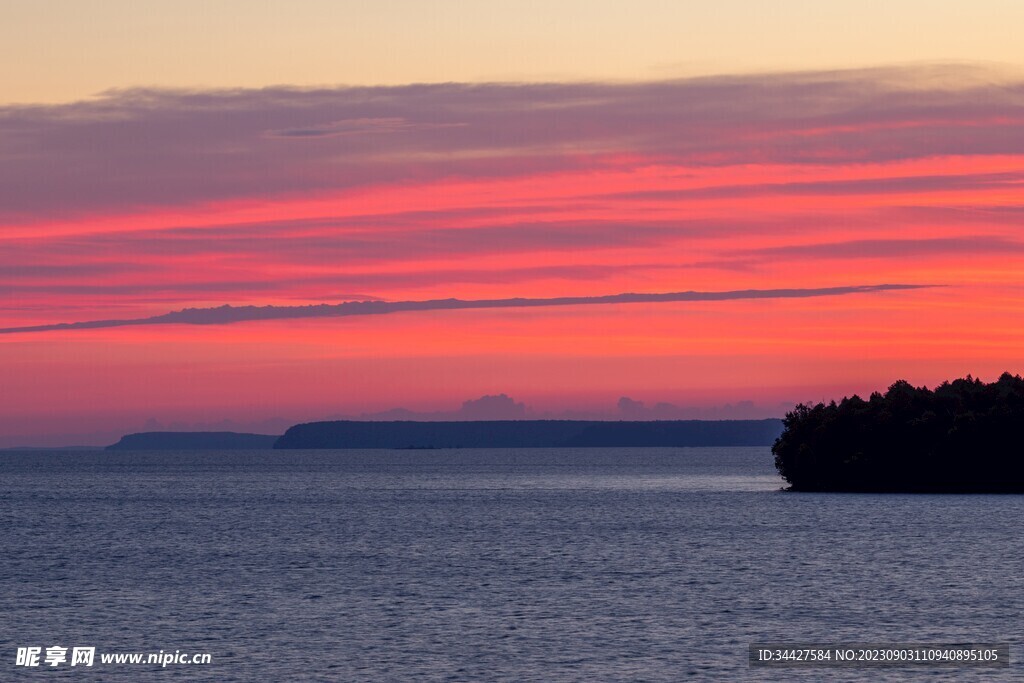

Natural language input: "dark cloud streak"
[0,284,931,335]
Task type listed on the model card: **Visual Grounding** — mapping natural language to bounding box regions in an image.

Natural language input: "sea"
[1,447,1021,681]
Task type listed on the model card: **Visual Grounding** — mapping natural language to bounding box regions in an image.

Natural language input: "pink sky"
[2,68,1024,445]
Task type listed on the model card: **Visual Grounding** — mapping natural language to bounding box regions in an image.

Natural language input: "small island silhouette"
[107,431,278,450]
[773,372,1024,492]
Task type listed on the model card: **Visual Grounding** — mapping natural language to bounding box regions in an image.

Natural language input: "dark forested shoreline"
[773,373,1024,492]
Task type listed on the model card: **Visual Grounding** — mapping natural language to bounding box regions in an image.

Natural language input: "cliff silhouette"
[274,419,783,449]
[773,373,1024,492]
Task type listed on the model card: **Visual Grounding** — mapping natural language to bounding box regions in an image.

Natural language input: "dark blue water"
[1,448,1020,681]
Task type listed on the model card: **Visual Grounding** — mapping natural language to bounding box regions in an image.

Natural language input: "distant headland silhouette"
[274,419,783,449]
[105,420,784,450]
[773,373,1024,492]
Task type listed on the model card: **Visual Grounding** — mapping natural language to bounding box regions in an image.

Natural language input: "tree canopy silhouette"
[773,372,1024,492]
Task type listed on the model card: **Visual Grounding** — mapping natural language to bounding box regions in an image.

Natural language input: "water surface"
[1,448,1019,680]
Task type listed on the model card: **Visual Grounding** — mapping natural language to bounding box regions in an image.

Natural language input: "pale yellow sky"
[2,0,1023,104]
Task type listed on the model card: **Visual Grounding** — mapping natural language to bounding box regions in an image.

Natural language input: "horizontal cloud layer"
[1,65,1022,331]
[2,65,1023,222]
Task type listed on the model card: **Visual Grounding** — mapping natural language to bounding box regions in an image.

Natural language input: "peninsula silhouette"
[274,419,783,449]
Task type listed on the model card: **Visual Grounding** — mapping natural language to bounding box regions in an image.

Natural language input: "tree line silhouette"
[773,373,1024,492]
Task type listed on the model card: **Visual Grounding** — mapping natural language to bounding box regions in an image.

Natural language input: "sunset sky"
[2,2,1023,446]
